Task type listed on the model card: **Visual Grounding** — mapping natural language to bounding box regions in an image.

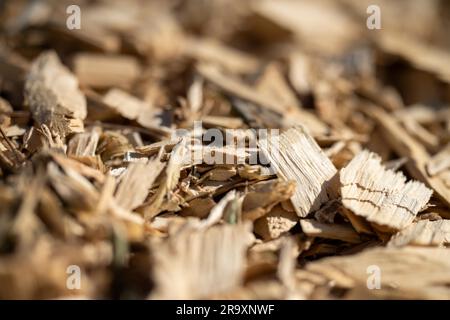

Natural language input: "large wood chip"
[388,219,450,247]
[259,126,337,217]
[25,51,87,137]
[340,150,432,231]
[150,223,253,299]
[305,247,450,299]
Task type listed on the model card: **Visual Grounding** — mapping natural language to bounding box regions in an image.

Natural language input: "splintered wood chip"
[340,150,433,231]
[144,139,188,219]
[150,223,254,299]
[388,219,450,247]
[67,128,101,157]
[259,126,337,217]
[25,51,87,137]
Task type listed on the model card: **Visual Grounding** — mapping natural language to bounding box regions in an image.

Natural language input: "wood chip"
[259,126,338,217]
[25,51,87,137]
[305,247,450,299]
[388,219,450,247]
[102,88,162,128]
[254,205,298,241]
[150,223,254,299]
[427,143,450,176]
[114,157,165,211]
[300,219,361,243]
[340,150,432,231]
[73,53,140,89]
[366,105,450,207]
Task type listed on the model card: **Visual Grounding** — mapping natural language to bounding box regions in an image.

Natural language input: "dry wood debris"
[0,0,449,300]
[259,126,338,218]
[340,150,432,232]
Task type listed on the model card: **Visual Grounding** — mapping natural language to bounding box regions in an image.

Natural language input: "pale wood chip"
[253,0,361,55]
[144,140,188,219]
[73,53,140,88]
[242,179,296,221]
[25,51,87,137]
[305,247,450,299]
[67,127,101,157]
[388,219,450,247]
[300,219,361,243]
[199,190,240,228]
[427,143,450,176]
[254,205,298,241]
[259,126,338,217]
[114,157,165,211]
[150,223,253,299]
[365,105,450,207]
[340,150,432,231]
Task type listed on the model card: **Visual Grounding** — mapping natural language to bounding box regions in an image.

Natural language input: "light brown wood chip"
[366,105,450,207]
[114,157,165,211]
[197,64,327,135]
[25,51,87,137]
[259,126,337,217]
[73,53,140,88]
[183,37,260,74]
[254,205,298,241]
[242,179,295,221]
[427,143,450,176]
[102,88,162,128]
[150,223,254,299]
[300,219,361,243]
[67,127,101,157]
[340,150,433,231]
[388,219,450,247]
[305,247,450,299]
[144,139,188,219]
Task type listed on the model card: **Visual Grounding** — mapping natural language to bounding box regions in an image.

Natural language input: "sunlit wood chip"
[388,219,450,247]
[340,150,433,231]
[25,51,87,137]
[259,126,337,217]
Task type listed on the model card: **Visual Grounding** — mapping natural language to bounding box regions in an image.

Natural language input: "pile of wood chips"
[0,0,450,299]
